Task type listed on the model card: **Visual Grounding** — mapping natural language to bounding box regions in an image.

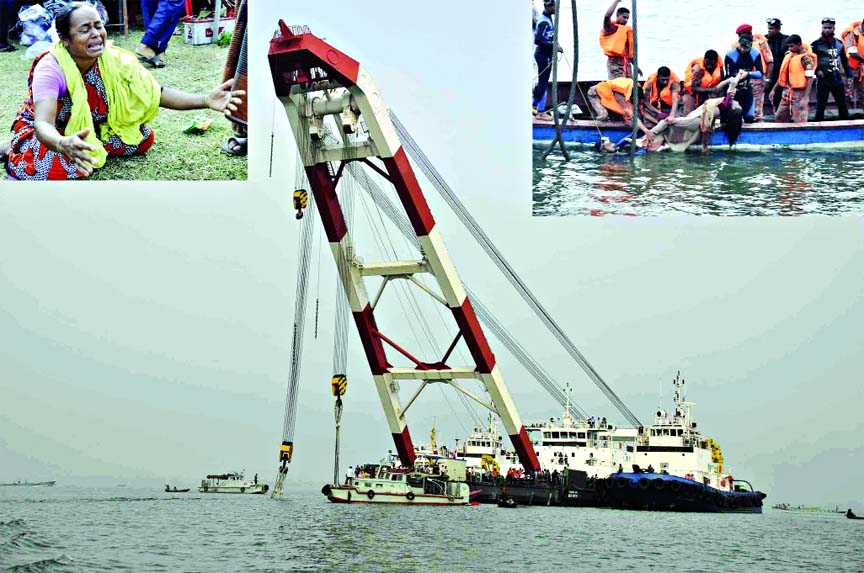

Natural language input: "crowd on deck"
[533,0,864,147]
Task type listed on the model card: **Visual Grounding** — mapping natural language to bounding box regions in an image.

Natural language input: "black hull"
[597,473,766,513]
[467,470,766,513]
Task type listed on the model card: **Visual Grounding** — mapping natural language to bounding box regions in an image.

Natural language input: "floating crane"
[268,22,542,476]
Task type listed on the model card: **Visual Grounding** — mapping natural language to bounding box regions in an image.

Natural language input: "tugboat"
[198,472,268,494]
[322,458,471,505]
[595,373,767,512]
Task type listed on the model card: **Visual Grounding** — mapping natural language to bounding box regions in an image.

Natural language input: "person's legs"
[533,53,551,112]
[751,78,765,121]
[814,80,830,121]
[775,88,792,123]
[0,0,16,50]
[586,86,609,120]
[140,0,186,58]
[830,82,849,119]
[139,0,158,29]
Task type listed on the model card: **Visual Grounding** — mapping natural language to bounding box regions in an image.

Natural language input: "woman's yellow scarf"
[50,42,161,168]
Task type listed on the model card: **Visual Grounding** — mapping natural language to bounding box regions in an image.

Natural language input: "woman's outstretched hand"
[205,79,246,117]
[58,128,99,176]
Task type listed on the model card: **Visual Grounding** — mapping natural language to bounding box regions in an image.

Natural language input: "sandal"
[0,44,17,53]
[220,136,247,157]
[136,51,166,68]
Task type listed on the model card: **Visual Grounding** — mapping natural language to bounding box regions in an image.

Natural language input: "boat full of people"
[322,458,472,505]
[198,472,268,494]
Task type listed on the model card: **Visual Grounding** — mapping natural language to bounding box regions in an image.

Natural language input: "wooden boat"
[847,509,864,520]
[164,485,191,493]
[534,80,864,150]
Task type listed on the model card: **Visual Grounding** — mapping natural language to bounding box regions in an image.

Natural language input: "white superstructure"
[198,472,269,494]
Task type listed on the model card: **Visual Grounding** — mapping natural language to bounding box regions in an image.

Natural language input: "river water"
[533,0,864,216]
[2,485,862,572]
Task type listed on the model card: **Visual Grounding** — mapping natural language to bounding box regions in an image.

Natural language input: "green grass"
[0,28,247,181]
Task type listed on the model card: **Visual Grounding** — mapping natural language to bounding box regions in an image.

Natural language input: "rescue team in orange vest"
[842,20,864,106]
[642,67,681,127]
[600,0,640,80]
[682,51,724,114]
[770,34,817,123]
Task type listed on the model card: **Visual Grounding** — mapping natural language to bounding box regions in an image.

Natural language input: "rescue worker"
[600,0,639,79]
[586,77,654,141]
[841,19,864,111]
[642,66,680,127]
[724,32,765,122]
[769,35,817,123]
[732,24,774,122]
[764,18,789,113]
[532,0,563,115]
[811,17,852,121]
[682,50,725,114]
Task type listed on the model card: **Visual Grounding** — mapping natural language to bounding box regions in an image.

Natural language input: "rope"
[392,113,643,429]
[542,0,577,161]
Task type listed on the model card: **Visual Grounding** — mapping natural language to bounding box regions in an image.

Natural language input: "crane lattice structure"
[268,22,541,473]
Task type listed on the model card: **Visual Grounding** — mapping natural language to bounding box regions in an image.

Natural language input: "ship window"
[543,432,550,439]
[678,429,683,436]
[552,432,560,439]
[663,429,670,436]
[578,433,585,439]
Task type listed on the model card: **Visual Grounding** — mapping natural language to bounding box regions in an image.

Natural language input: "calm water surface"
[533,144,864,216]
[2,485,862,572]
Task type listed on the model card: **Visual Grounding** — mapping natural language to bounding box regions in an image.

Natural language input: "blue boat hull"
[598,473,766,513]
[533,118,864,150]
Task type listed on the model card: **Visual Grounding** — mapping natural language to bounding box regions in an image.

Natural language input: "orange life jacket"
[684,58,723,94]
[644,71,680,108]
[596,77,634,120]
[841,22,864,73]
[599,24,634,59]
[778,49,817,89]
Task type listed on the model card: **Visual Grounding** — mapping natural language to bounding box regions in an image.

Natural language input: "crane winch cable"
[542,0,579,161]
[629,0,641,156]
[391,113,643,429]
[272,170,318,500]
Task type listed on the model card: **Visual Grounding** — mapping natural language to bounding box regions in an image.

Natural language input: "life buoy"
[406,491,415,501]
[670,480,681,492]
[720,478,726,488]
[685,474,693,480]
[367,490,375,499]
[615,477,628,489]
[652,478,665,491]
[638,478,651,490]
[447,495,455,502]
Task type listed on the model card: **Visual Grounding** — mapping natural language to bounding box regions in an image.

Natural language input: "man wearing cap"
[725,30,765,122]
[841,19,864,111]
[765,19,789,113]
[732,24,772,121]
[811,17,852,121]
[532,0,564,115]
[600,0,639,79]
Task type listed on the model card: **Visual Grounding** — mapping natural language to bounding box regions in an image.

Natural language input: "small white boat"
[198,472,268,494]
[322,459,471,505]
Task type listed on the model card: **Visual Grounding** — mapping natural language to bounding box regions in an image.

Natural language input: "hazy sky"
[0,1,862,512]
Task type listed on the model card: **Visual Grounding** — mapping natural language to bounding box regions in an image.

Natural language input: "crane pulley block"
[331,374,347,396]
[279,441,294,463]
[293,189,309,219]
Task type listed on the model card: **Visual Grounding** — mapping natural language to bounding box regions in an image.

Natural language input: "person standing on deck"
[841,19,864,112]
[811,17,852,121]
[600,0,639,79]
[732,24,773,122]
[724,32,764,122]
[764,18,789,114]
[641,66,680,127]
[532,0,562,115]
[769,35,816,124]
